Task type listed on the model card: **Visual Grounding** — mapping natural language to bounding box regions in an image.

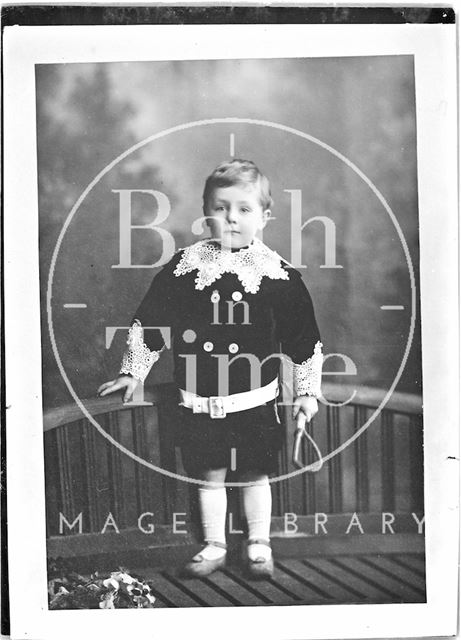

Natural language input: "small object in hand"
[292,426,323,472]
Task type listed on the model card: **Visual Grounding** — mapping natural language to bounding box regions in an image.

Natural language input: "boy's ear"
[203,207,211,228]
[259,209,271,229]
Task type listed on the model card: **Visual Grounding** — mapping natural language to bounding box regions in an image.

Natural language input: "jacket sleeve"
[274,268,324,398]
[119,255,179,383]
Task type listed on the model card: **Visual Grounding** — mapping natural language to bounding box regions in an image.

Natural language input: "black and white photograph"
[3,7,458,640]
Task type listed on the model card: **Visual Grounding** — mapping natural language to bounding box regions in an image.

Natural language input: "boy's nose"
[226,207,238,222]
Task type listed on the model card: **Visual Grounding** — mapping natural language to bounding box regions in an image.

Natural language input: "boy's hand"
[292,395,319,431]
[97,375,139,403]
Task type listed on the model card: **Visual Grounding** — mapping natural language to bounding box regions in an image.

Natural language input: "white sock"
[242,478,272,561]
[197,487,227,560]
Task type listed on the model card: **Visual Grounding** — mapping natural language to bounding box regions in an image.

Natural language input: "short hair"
[203,159,273,210]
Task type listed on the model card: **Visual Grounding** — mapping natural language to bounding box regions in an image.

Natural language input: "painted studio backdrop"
[38,57,425,608]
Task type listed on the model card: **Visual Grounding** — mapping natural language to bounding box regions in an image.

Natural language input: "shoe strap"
[204,540,227,550]
[250,557,270,564]
[247,538,271,548]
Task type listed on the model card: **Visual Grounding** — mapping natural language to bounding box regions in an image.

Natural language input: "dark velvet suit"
[126,243,322,474]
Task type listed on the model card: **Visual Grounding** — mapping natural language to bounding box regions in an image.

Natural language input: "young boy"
[97,159,323,579]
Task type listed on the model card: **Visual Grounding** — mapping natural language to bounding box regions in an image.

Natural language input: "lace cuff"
[119,320,161,383]
[293,341,323,398]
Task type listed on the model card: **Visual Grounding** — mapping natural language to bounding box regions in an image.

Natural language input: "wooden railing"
[44,382,424,559]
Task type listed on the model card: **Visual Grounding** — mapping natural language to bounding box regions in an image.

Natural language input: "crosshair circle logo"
[47,117,416,487]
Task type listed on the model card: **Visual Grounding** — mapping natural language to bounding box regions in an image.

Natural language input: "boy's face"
[204,184,270,249]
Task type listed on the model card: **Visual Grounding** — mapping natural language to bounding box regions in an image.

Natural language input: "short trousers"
[175,399,285,477]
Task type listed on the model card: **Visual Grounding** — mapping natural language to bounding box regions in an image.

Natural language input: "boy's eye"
[240,207,251,213]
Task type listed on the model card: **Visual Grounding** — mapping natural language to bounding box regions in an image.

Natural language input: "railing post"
[327,405,343,513]
[132,406,151,515]
[354,406,369,512]
[56,427,75,531]
[156,386,180,524]
[82,419,101,531]
[381,410,395,512]
[409,414,425,513]
[44,431,60,536]
[106,411,126,529]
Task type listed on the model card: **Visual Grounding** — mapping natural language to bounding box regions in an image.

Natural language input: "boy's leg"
[240,472,273,563]
[182,467,228,576]
[196,467,228,560]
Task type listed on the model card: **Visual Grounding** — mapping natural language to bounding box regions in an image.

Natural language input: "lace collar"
[173,238,289,294]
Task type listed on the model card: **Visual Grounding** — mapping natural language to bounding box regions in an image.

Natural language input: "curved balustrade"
[44,382,424,563]
[43,382,423,430]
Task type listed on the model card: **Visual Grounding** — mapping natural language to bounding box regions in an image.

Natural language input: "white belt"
[179,378,279,419]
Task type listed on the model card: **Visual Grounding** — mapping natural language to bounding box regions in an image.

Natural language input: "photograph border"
[3,15,459,640]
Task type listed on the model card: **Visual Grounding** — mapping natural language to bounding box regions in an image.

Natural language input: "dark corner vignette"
[1,10,9,628]
[0,5,456,28]
[1,96,9,636]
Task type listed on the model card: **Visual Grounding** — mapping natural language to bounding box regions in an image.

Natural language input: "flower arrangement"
[48,563,156,610]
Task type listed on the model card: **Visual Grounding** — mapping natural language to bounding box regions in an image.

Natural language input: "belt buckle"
[208,396,226,419]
